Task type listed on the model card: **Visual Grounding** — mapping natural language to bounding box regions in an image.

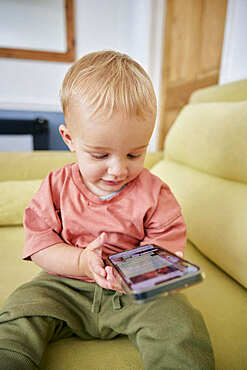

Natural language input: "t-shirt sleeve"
[23,172,64,260]
[141,184,186,255]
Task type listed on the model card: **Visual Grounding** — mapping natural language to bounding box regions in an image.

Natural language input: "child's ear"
[59,124,75,152]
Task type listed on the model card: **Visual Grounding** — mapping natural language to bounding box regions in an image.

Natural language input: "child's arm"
[31,233,121,291]
[23,169,122,292]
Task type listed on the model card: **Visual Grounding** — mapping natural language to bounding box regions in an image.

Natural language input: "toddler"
[0,50,214,369]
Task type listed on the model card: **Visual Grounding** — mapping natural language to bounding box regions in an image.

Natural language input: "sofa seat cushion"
[0,226,144,369]
[41,336,143,370]
[184,241,247,370]
[1,225,246,370]
[0,226,40,304]
[151,160,247,288]
[0,180,42,225]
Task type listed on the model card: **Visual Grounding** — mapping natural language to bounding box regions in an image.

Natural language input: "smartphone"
[106,244,204,304]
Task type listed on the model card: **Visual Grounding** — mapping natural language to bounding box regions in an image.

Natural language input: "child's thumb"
[88,232,106,251]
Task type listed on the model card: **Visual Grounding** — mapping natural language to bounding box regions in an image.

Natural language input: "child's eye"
[127,153,141,159]
[90,153,108,160]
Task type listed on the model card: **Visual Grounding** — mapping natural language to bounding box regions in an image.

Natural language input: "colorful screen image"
[109,245,198,291]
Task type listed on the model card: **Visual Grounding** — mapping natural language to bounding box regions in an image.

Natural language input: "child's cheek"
[87,163,105,179]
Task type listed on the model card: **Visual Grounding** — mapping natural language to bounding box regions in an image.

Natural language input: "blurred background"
[0,0,246,152]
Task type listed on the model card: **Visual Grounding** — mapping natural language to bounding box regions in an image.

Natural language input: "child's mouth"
[101,179,125,186]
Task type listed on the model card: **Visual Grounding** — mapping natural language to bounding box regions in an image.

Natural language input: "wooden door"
[158,0,228,149]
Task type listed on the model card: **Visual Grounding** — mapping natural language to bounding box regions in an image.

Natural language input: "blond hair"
[60,50,157,122]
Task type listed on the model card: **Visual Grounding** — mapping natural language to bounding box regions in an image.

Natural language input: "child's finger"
[105,266,115,281]
[88,233,106,252]
[175,251,184,258]
[93,263,106,278]
[89,254,106,278]
[93,273,112,290]
[105,266,125,293]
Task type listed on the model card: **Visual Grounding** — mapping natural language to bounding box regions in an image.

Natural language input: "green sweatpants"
[0,271,214,370]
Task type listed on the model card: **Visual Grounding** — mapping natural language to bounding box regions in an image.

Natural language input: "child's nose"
[108,158,127,177]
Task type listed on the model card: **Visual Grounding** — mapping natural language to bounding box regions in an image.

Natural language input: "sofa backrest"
[190,78,247,103]
[165,100,247,184]
[0,151,76,181]
[0,151,76,227]
[151,80,247,289]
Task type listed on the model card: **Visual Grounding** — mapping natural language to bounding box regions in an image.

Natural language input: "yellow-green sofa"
[1,79,247,369]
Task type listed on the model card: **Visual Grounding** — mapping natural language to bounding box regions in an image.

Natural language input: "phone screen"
[108,244,199,292]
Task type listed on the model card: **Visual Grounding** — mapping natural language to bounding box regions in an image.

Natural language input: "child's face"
[60,104,155,197]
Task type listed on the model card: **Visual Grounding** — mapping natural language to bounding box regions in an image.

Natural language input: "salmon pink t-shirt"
[23,163,186,281]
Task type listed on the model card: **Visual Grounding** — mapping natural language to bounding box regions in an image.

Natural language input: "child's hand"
[79,233,123,293]
[105,266,125,294]
[79,233,112,290]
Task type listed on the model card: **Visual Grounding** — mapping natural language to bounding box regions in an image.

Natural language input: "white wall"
[220,0,247,84]
[0,0,164,111]
[3,0,246,150]
[0,0,66,52]
[0,0,165,150]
